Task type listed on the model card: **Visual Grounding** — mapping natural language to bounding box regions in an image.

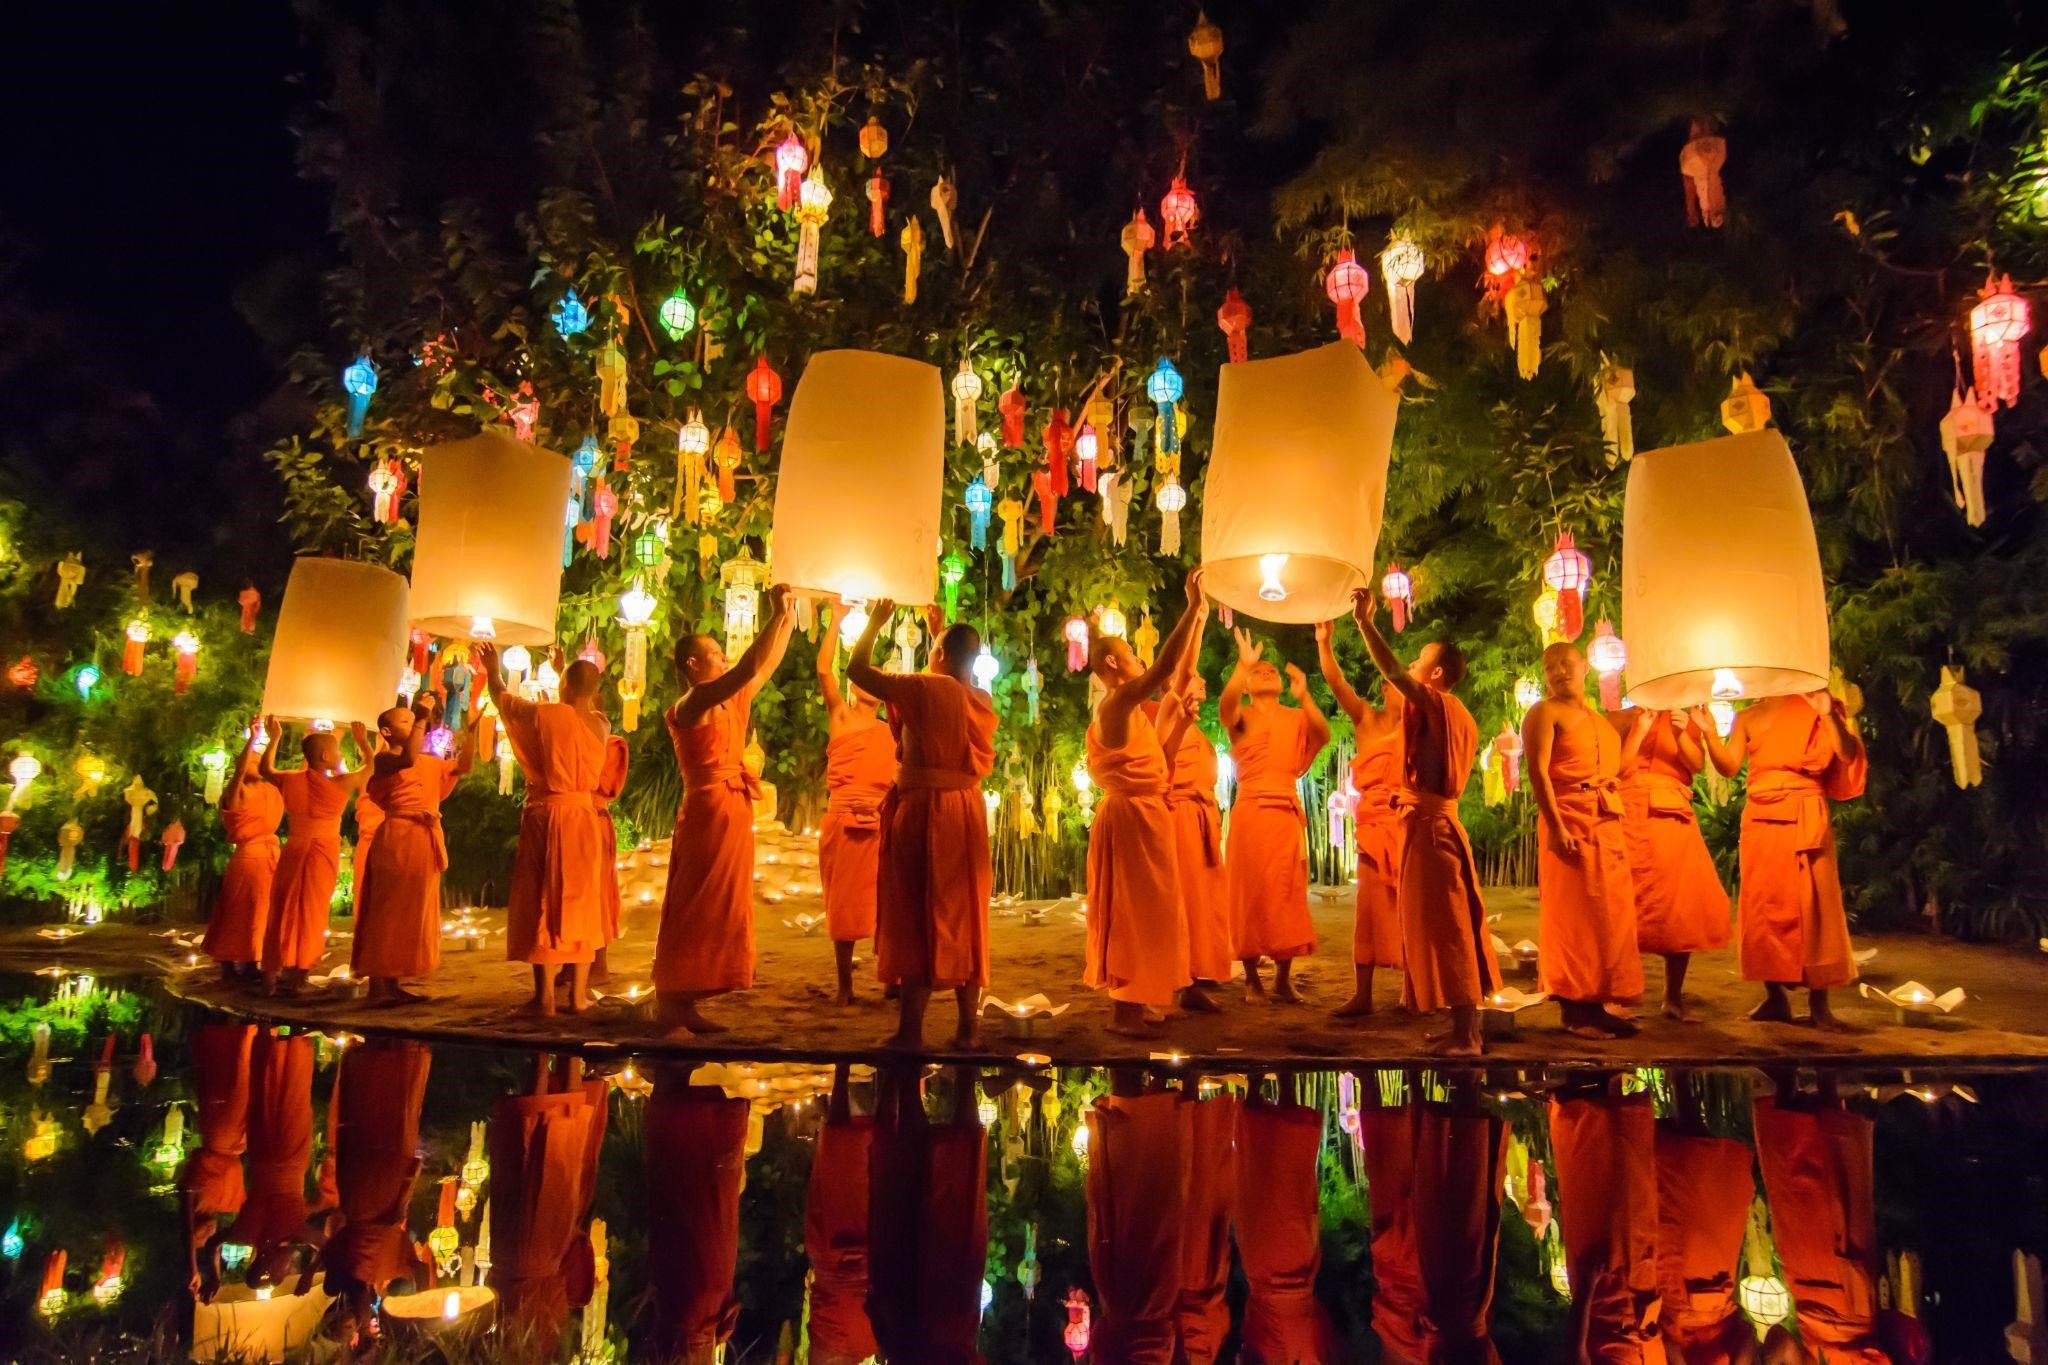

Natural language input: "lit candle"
[1257,553,1290,602]
[1711,667,1744,700]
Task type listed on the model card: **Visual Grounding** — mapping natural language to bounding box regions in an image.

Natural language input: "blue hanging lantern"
[964,477,993,550]
[342,356,378,437]
[572,436,600,511]
[75,663,101,700]
[553,287,590,339]
[563,495,580,568]
[1146,357,1183,456]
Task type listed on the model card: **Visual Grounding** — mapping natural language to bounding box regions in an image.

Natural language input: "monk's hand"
[473,639,499,680]
[1285,662,1310,700]
[1547,818,1580,857]
[1314,619,1332,645]
[1232,626,1261,668]
[924,601,947,639]
[262,715,282,744]
[1804,688,1834,715]
[1184,564,1206,604]
[766,583,794,621]
[1351,587,1378,631]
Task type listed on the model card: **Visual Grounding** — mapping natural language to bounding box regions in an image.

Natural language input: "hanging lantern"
[8,657,36,690]
[857,114,889,162]
[1939,387,1994,526]
[1587,620,1628,710]
[1484,228,1530,286]
[1187,11,1224,99]
[721,548,766,653]
[367,458,406,524]
[159,819,185,871]
[608,413,639,474]
[793,167,833,296]
[1063,1287,1094,1358]
[965,477,993,549]
[1156,474,1187,556]
[953,361,984,447]
[1929,665,1983,789]
[1533,588,1561,643]
[748,356,783,452]
[1131,611,1159,667]
[998,384,1027,448]
[1013,658,1039,723]
[1217,288,1252,364]
[1680,121,1728,228]
[1146,358,1184,456]
[676,410,711,523]
[1064,616,1090,671]
[940,552,967,619]
[971,647,1000,690]
[552,288,589,339]
[900,216,924,304]
[172,631,199,693]
[1504,274,1547,379]
[1596,362,1636,465]
[1031,468,1057,537]
[578,479,618,559]
[1721,372,1772,434]
[774,131,808,211]
[74,664,100,700]
[1381,563,1412,631]
[860,117,890,236]
[1324,251,1370,347]
[596,338,627,418]
[931,174,959,253]
[1044,408,1073,498]
[1380,238,1425,345]
[1970,276,2030,410]
[1160,175,1198,250]
[997,495,1024,589]
[1514,676,1545,716]
[1120,209,1156,297]
[1074,423,1100,493]
[342,356,377,438]
[122,620,149,676]
[1097,602,1128,640]
[199,748,228,805]
[659,289,697,340]
[508,382,540,442]
[1541,533,1591,640]
[7,754,40,811]
[892,613,923,672]
[617,581,656,733]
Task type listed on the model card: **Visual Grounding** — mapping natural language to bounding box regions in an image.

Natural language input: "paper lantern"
[1380,238,1425,345]
[768,350,944,605]
[1200,342,1396,623]
[1120,209,1155,296]
[1721,373,1772,434]
[952,360,983,447]
[940,552,966,619]
[1324,251,1370,347]
[262,557,411,727]
[552,288,589,339]
[408,429,574,646]
[900,216,923,303]
[1587,620,1627,709]
[971,648,1000,690]
[1929,665,1983,789]
[1621,429,1830,708]
[1024,660,1044,722]
[1217,288,1252,364]
[342,356,377,437]
[1970,275,2030,409]
[1064,616,1089,671]
[659,290,696,340]
[965,477,993,549]
[1541,533,1591,640]
[793,168,832,295]
[1939,387,1993,526]
[1074,424,1099,493]
[1505,274,1547,379]
[1381,563,1412,631]
[748,356,783,452]
[1187,11,1224,99]
[774,132,808,211]
[172,631,199,693]
[1160,175,1198,249]
[1597,363,1636,465]
[1484,228,1529,283]
[1680,122,1728,228]
[1146,358,1183,455]
[931,174,959,253]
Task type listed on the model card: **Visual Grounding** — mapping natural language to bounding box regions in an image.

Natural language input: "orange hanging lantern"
[998,383,1027,448]
[747,356,783,452]
[1160,174,1198,249]
[773,131,808,211]
[858,116,890,236]
[1324,250,1370,346]
[1484,227,1530,284]
[713,427,744,504]
[1969,275,2030,410]
[1217,287,1252,363]
[122,619,150,676]
[172,631,199,693]
[1381,563,1412,632]
[1587,619,1628,709]
[1541,532,1592,640]
[1187,11,1224,100]
[1044,408,1072,498]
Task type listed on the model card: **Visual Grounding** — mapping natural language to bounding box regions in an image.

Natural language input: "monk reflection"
[866,1062,988,1364]
[1655,1071,1759,1364]
[643,1061,747,1361]
[1362,1070,1507,1364]
[804,1062,877,1365]
[181,1020,253,1301]
[227,1028,325,1291]
[313,1038,430,1338]
[1180,1077,1238,1363]
[489,1054,608,1356]
[1550,1074,1663,1362]
[1236,1072,1339,1364]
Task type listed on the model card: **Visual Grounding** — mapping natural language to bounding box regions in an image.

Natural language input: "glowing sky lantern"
[792,166,832,295]
[1380,237,1425,344]
[1381,563,1412,631]
[1970,274,2030,409]
[773,131,808,210]
[341,356,377,437]
[1217,287,1253,364]
[659,289,697,340]
[1541,532,1591,640]
[1323,250,1370,346]
[551,287,589,339]
[1159,173,1198,249]
[409,430,573,646]
[1064,616,1089,671]
[617,580,656,733]
[1586,620,1627,709]
[747,355,783,452]
[952,360,984,447]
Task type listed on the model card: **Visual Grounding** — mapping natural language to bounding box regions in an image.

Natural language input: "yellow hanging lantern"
[617,581,657,733]
[713,427,744,504]
[900,216,924,303]
[793,166,833,296]
[1120,209,1156,297]
[1596,362,1636,465]
[1720,372,1772,434]
[1187,11,1224,100]
[721,548,766,653]
[1929,664,1983,789]
[677,409,711,523]
[1503,274,1547,379]
[1532,587,1561,644]
[1938,387,1993,527]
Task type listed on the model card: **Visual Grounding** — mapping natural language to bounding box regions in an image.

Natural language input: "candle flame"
[1257,554,1290,602]
[442,1290,460,1320]
[1711,668,1744,700]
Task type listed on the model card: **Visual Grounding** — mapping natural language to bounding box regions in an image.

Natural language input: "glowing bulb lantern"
[1721,373,1772,434]
[792,167,832,296]
[617,581,656,733]
[342,356,377,437]
[1380,237,1426,344]
[773,132,808,211]
[1160,174,1198,250]
[1323,250,1370,346]
[262,558,411,728]
[1201,342,1396,624]
[1485,229,1530,283]
[1381,563,1412,631]
[1098,602,1128,639]
[1587,620,1628,709]
[972,648,1000,691]
[747,356,783,452]
[408,429,574,647]
[171,631,199,692]
[1217,287,1253,364]
[552,287,589,339]
[75,663,100,700]
[1541,533,1592,640]
[767,350,944,613]
[1621,430,1830,708]
[659,290,697,341]
[1969,275,2030,410]
[122,619,149,676]
[1064,616,1090,672]
[952,360,983,447]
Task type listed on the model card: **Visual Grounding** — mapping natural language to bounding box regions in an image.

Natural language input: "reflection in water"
[0,979,2033,1361]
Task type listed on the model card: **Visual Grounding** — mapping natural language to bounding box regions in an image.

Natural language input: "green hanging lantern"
[660,290,697,341]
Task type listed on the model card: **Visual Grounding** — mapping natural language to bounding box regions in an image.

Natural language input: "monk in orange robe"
[655,585,797,1035]
[805,1063,878,1365]
[1235,1074,1340,1362]
[257,717,372,996]
[1352,589,1496,1056]
[1178,1088,1238,1363]
[226,1028,321,1289]
[1654,1081,1758,1365]
[316,1038,429,1339]
[181,1021,252,1297]
[1753,1091,1888,1364]
[1163,671,1232,999]
[1086,568,1209,1036]
[203,724,284,983]
[846,607,998,1050]
[1086,1076,1189,1362]
[1318,619,1407,1016]
[594,733,629,974]
[1695,691,1867,1028]
[644,1063,748,1358]
[1221,627,1330,1003]
[1525,643,1645,1038]
[1611,709,1731,1022]
[1550,1080,1663,1362]
[817,605,898,1006]
[482,647,612,1015]
[490,1054,608,1353]
[1411,1090,1510,1363]
[1358,1079,1432,1363]
[353,701,469,1005]
[866,1063,988,1364]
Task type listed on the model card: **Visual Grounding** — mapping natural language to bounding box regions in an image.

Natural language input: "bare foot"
[1331,994,1374,1018]
[1596,1009,1640,1038]
[1144,1006,1168,1023]
[676,1002,728,1035]
[1662,997,1702,1023]
[1430,1033,1484,1057]
[834,988,855,1007]
[1179,986,1220,1014]
[1749,993,1794,1023]
[881,1029,923,1051]
[527,995,556,1018]
[948,1026,982,1051]
[1273,981,1304,1005]
[1243,985,1270,1006]
[1563,1023,1613,1040]
[1807,1009,1857,1033]
[1107,1017,1164,1039]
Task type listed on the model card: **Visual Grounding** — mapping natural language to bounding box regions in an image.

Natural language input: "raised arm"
[815,602,849,725]
[1156,686,1196,768]
[1668,711,1709,774]
[372,714,424,777]
[257,717,286,782]
[222,716,262,809]
[1351,588,1425,704]
[1218,626,1261,734]
[1098,568,1207,746]
[1522,703,1576,855]
[677,584,796,724]
[1618,708,1656,769]
[844,596,917,706]
[1315,619,1367,724]
[1689,705,1746,778]
[1288,663,1332,752]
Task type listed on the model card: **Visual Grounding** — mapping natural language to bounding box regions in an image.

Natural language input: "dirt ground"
[9,880,2047,1069]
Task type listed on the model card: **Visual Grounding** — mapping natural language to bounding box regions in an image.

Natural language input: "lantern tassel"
[1031,470,1057,538]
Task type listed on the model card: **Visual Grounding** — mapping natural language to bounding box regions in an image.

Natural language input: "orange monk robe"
[804,1115,879,1365]
[1086,1092,1190,1363]
[181,1022,254,1217]
[1617,715,1730,956]
[1536,712,1643,1006]
[644,1079,747,1357]
[325,1039,430,1295]
[820,720,896,943]
[1351,720,1406,968]
[228,1030,315,1263]
[1085,709,1190,1007]
[1753,1100,1888,1365]
[351,754,452,980]
[595,736,628,943]
[655,687,763,994]
[203,783,284,965]
[502,696,611,966]
[1234,1099,1340,1363]
[1177,1094,1239,1364]
[875,674,997,990]
[1550,1094,1664,1364]
[351,790,382,916]
[1411,1105,1508,1365]
[1360,1106,1432,1364]
[1226,706,1321,961]
[489,1078,609,1344]
[262,768,350,974]
[1653,1129,1755,1364]
[1739,704,1868,989]
[1166,724,1232,983]
[1397,689,1501,1012]
[866,1097,989,1364]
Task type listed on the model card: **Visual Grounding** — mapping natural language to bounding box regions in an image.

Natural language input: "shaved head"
[934,623,980,682]
[563,658,602,701]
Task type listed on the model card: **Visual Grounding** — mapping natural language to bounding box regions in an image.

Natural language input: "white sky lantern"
[409,429,574,646]
[1622,429,1830,708]
[261,558,411,728]
[769,350,944,606]
[1200,341,1395,623]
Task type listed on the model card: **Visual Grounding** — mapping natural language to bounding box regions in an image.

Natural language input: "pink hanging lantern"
[1217,287,1252,364]
[1485,228,1530,284]
[773,132,808,211]
[1063,1288,1093,1358]
[1381,563,1412,632]
[1970,275,2030,410]
[1324,251,1370,346]
[1064,615,1090,671]
[1075,423,1100,493]
[1541,532,1591,640]
[1493,723,1524,793]
[1160,174,1199,249]
[1587,619,1628,709]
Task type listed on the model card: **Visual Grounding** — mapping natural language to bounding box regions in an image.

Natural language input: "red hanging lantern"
[1381,563,1412,632]
[859,117,890,237]
[1217,287,1252,364]
[1064,616,1090,671]
[747,356,783,452]
[1484,227,1530,283]
[1031,468,1058,536]
[159,819,185,871]
[998,384,1027,448]
[1075,423,1099,493]
[1160,174,1199,249]
[1541,532,1592,640]
[172,632,198,693]
[773,132,808,211]
[1970,275,2031,410]
[1063,1288,1093,1358]
[0,810,18,880]
[1043,409,1072,498]
[1324,251,1370,346]
[8,656,37,689]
